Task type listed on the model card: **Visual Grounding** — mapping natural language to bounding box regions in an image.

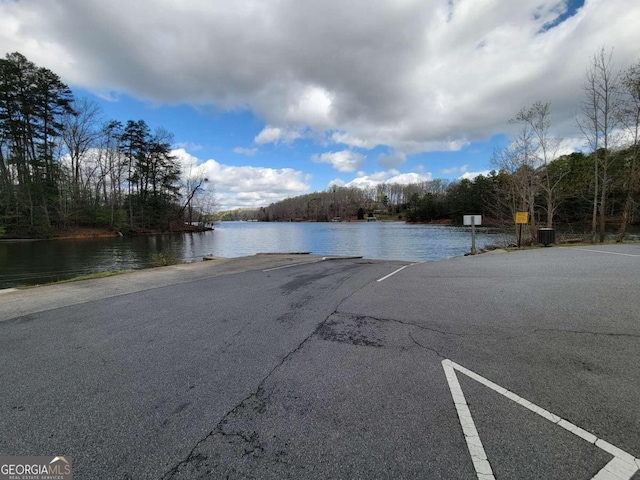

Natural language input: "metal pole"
[518,223,522,248]
[471,216,477,255]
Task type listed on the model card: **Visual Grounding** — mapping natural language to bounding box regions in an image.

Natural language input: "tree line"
[491,49,640,243]
[242,145,638,244]
[0,52,213,238]
[2,49,638,243]
[232,49,640,244]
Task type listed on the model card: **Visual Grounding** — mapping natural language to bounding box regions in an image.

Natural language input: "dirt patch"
[51,227,120,239]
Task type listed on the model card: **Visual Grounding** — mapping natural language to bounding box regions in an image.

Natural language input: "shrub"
[149,250,180,267]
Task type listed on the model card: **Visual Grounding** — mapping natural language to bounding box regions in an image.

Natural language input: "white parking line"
[592,457,639,480]
[575,248,640,257]
[442,359,640,480]
[442,360,495,479]
[376,264,415,282]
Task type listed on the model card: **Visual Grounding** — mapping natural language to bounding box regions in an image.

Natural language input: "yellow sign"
[515,212,529,224]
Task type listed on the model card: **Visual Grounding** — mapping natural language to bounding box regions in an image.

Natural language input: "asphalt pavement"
[1,246,639,479]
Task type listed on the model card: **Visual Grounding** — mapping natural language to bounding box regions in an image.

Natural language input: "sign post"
[463,215,482,255]
[515,212,529,248]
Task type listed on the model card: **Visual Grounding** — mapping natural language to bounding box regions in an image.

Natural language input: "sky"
[2,0,640,210]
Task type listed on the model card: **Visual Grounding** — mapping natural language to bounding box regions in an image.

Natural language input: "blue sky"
[2,0,639,210]
[79,88,504,188]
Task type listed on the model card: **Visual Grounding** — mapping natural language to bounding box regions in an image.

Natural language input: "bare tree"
[192,185,217,226]
[100,121,127,229]
[180,165,209,224]
[492,119,541,243]
[61,97,103,214]
[616,60,640,241]
[577,48,623,242]
[515,102,566,227]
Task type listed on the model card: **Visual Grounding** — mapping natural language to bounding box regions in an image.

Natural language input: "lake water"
[0,221,508,288]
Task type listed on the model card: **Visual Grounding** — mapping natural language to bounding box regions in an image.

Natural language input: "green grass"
[21,270,132,289]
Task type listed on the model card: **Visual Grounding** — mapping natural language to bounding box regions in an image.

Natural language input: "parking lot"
[1,246,639,478]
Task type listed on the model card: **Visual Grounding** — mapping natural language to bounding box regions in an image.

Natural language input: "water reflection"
[0,222,505,288]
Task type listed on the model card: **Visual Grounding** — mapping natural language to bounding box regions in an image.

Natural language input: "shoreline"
[1,225,214,241]
[0,244,540,291]
[0,253,382,321]
[2,239,639,292]
[2,221,638,290]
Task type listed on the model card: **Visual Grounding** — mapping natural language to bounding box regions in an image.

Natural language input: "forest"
[0,52,212,238]
[225,50,640,245]
[232,146,636,243]
[2,50,639,244]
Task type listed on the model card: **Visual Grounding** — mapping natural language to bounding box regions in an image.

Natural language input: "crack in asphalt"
[341,312,491,339]
[533,328,640,339]
[161,316,328,479]
[337,313,640,343]
[160,264,372,479]
[408,332,446,359]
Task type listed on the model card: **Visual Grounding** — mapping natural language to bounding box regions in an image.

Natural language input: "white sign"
[463,215,482,226]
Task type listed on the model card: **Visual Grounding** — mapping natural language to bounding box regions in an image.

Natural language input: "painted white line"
[376,264,414,282]
[442,359,640,480]
[442,360,496,480]
[596,440,638,467]
[575,248,640,257]
[0,288,18,295]
[592,457,639,480]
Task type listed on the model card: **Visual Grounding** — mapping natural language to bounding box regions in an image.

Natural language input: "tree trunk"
[591,152,599,243]
[616,194,633,242]
[598,158,608,243]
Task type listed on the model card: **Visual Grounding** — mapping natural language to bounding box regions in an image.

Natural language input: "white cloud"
[386,172,433,185]
[344,169,432,189]
[327,178,346,188]
[286,85,334,126]
[330,132,379,150]
[3,0,640,156]
[254,127,281,145]
[174,141,203,152]
[557,136,587,156]
[441,164,468,175]
[254,126,302,145]
[459,170,492,180]
[346,176,387,189]
[172,149,310,210]
[311,150,366,172]
[233,146,258,156]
